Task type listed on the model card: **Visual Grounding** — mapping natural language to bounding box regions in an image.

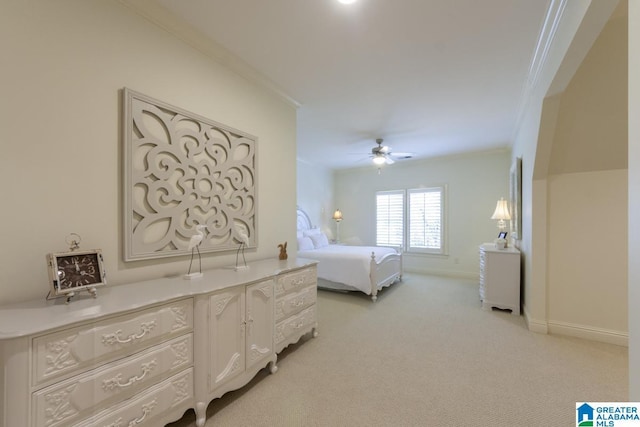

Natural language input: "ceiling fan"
[369,138,414,165]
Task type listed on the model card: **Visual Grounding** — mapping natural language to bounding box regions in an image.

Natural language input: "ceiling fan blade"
[390,152,413,157]
[380,146,391,153]
[385,157,395,165]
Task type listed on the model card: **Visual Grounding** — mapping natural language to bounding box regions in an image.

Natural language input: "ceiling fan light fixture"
[372,155,386,165]
[337,0,358,4]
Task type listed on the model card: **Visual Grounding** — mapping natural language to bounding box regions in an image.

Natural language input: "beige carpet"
[169,274,628,426]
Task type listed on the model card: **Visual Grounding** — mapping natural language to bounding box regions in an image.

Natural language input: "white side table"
[479,243,521,315]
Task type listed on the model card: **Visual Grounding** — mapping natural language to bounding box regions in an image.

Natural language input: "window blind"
[376,191,404,247]
[408,187,443,253]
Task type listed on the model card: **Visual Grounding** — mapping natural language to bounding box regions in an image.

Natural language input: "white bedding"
[297,245,398,295]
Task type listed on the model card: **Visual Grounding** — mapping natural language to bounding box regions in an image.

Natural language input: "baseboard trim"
[523,306,549,334]
[547,320,628,347]
[403,268,477,280]
[523,306,627,346]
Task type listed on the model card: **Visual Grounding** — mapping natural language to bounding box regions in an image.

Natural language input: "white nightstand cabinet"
[479,243,521,315]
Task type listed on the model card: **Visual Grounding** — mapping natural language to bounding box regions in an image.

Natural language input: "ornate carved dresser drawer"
[275,266,317,297]
[275,305,317,352]
[32,334,193,427]
[74,369,194,427]
[274,264,318,353]
[30,299,193,427]
[33,300,193,387]
[275,284,316,323]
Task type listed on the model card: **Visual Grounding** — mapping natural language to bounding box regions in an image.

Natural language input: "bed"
[296,208,402,301]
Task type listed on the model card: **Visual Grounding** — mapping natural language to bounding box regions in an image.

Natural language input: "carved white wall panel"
[123,88,258,261]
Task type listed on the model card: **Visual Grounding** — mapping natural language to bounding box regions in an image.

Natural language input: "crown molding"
[511,0,567,140]
[526,0,569,94]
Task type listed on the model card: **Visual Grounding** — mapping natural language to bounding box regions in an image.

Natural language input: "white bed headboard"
[296,207,313,231]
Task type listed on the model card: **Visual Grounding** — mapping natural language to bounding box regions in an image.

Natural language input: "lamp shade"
[333,209,343,221]
[491,198,511,220]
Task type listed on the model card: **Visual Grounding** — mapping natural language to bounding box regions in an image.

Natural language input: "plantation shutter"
[408,187,444,253]
[376,191,404,247]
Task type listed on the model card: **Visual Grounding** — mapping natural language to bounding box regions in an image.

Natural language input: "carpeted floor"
[169,273,628,426]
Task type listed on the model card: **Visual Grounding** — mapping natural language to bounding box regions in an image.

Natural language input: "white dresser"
[479,243,520,315]
[0,257,317,427]
[274,265,318,353]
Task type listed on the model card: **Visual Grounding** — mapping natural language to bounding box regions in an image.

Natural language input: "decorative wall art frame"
[123,88,257,261]
[509,157,522,240]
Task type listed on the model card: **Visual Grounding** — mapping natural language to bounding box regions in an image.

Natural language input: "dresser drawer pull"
[101,360,158,391]
[290,298,305,307]
[128,399,157,426]
[101,321,157,346]
[104,398,158,427]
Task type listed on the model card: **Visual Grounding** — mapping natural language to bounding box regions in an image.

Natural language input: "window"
[408,188,444,254]
[376,186,446,254]
[376,191,404,247]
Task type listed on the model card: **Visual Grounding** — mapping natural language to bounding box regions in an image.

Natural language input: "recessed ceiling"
[141,0,550,169]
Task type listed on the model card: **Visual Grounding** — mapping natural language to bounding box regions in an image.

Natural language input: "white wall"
[544,8,628,345]
[333,150,511,278]
[296,160,335,239]
[512,0,622,336]
[629,0,640,400]
[547,170,627,343]
[0,1,297,305]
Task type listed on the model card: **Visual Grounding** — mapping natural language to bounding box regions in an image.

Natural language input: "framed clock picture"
[47,249,106,299]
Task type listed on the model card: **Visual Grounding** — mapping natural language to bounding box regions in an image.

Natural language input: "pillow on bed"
[302,228,322,237]
[309,232,329,248]
[297,236,314,251]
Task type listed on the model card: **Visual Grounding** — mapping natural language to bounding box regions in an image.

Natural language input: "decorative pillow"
[303,228,322,237]
[309,232,329,249]
[297,236,314,251]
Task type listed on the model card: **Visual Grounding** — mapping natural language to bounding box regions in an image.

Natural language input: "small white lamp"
[491,198,511,231]
[491,198,511,249]
[333,209,343,243]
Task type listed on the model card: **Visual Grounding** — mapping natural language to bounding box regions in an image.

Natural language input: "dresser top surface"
[0,257,317,340]
[480,243,520,254]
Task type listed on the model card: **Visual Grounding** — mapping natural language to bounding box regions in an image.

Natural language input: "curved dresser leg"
[269,354,278,374]
[195,402,207,427]
[312,326,319,338]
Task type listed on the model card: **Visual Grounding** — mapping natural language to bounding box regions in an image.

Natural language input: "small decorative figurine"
[185,224,207,280]
[234,227,250,271]
[278,242,288,260]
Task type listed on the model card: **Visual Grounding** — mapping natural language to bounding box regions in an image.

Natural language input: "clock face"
[56,253,102,290]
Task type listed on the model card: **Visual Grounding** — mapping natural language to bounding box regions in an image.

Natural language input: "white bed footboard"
[369,250,403,302]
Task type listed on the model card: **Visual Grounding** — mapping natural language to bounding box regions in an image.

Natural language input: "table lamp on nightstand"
[333,209,343,243]
[491,198,511,249]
